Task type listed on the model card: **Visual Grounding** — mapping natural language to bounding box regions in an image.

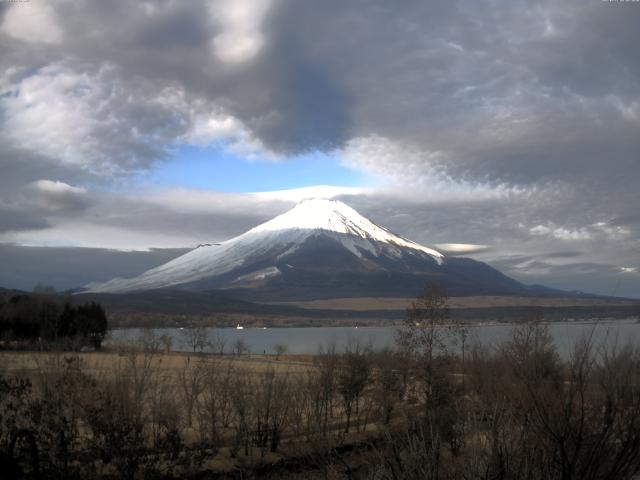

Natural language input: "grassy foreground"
[3,320,640,479]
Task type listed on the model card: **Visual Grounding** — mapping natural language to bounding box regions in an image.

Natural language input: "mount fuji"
[85,198,551,300]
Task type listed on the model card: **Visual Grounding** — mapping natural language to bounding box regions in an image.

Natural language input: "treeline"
[0,294,108,349]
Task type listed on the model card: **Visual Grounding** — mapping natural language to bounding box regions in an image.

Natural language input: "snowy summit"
[249,198,443,259]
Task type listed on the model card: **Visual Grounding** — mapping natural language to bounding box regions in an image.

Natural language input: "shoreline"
[107,316,640,331]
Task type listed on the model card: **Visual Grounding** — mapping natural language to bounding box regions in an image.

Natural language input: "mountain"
[85,198,556,300]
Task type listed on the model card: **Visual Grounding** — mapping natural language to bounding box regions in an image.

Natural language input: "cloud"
[185,111,276,160]
[0,203,50,234]
[529,225,592,242]
[339,135,529,203]
[1,2,63,44]
[0,186,290,249]
[0,177,91,234]
[2,63,175,174]
[0,0,639,297]
[434,244,491,255]
[529,222,632,242]
[544,251,583,260]
[1,62,276,176]
[0,243,188,291]
[209,0,273,63]
[2,0,639,171]
[251,185,369,202]
[491,258,640,299]
[25,180,89,213]
[29,180,86,196]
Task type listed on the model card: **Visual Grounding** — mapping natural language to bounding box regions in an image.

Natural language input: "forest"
[0,294,108,350]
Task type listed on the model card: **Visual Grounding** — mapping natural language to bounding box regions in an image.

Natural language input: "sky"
[0,0,639,298]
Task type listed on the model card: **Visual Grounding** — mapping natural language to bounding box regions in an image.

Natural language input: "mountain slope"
[85,198,547,299]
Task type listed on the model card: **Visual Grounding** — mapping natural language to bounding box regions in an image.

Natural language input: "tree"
[0,296,107,349]
[503,321,562,387]
[210,330,226,355]
[396,284,451,403]
[251,368,291,455]
[311,343,338,442]
[454,319,470,394]
[273,344,287,360]
[198,361,235,447]
[177,357,206,428]
[77,302,108,349]
[182,323,209,353]
[372,349,404,425]
[462,327,640,480]
[55,302,108,349]
[233,338,249,356]
[396,284,458,426]
[38,298,62,343]
[338,343,371,433]
[396,284,450,362]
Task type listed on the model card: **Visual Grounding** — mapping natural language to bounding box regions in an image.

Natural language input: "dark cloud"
[0,244,188,291]
[497,260,640,300]
[0,206,50,234]
[3,0,639,177]
[543,251,584,260]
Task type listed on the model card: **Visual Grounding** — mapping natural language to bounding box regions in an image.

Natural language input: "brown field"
[266,295,640,311]
[0,349,313,381]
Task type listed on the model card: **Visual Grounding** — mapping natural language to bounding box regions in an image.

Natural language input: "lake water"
[107,319,640,357]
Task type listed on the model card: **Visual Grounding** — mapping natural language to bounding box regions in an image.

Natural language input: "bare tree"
[125,330,161,416]
[396,284,455,416]
[458,324,640,480]
[230,375,253,457]
[273,343,288,360]
[197,360,235,448]
[182,323,209,353]
[502,321,562,386]
[210,330,226,355]
[177,356,206,428]
[311,343,338,443]
[287,372,311,439]
[337,342,371,433]
[157,334,172,354]
[251,367,292,455]
[233,338,249,356]
[396,284,450,362]
[372,348,404,425]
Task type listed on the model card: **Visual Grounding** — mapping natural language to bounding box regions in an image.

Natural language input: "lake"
[107,319,640,357]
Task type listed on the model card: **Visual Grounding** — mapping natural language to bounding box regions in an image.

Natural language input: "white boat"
[236,324,244,330]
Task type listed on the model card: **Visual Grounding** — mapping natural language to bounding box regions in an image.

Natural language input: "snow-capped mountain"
[86,198,533,299]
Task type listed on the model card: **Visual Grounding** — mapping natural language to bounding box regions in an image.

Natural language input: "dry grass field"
[267,295,640,311]
[0,350,313,380]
